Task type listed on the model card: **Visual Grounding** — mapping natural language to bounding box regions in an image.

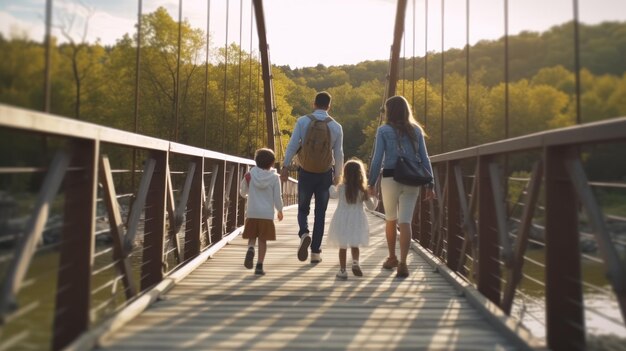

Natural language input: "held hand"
[423,188,436,201]
[279,167,289,182]
[368,186,377,197]
[277,211,283,221]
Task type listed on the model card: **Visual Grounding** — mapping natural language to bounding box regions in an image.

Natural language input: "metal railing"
[0,104,297,350]
[411,116,626,351]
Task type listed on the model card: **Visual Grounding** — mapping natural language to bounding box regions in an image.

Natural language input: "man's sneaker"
[396,262,409,278]
[244,247,254,269]
[352,262,363,277]
[382,256,398,270]
[298,234,311,261]
[255,264,265,275]
[336,269,348,280]
[310,253,322,264]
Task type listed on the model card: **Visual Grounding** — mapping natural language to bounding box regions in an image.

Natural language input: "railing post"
[141,150,168,290]
[226,164,240,233]
[446,161,462,271]
[237,164,247,227]
[411,196,420,242]
[477,155,501,305]
[52,139,98,350]
[212,160,226,243]
[184,156,204,259]
[418,191,432,247]
[545,146,585,351]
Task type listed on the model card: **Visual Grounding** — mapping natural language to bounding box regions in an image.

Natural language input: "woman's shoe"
[382,256,398,270]
[336,269,348,280]
[396,262,409,278]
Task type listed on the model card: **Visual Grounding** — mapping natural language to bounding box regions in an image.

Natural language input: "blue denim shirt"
[368,124,434,187]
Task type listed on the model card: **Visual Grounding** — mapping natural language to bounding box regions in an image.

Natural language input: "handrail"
[430,116,626,162]
[0,103,298,350]
[410,116,626,351]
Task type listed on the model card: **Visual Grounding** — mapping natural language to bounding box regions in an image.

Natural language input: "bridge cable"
[247,2,254,157]
[236,0,243,155]
[465,0,470,147]
[268,47,284,162]
[367,44,395,212]
[203,0,212,148]
[411,0,416,113]
[441,0,444,153]
[222,0,229,152]
[424,0,428,129]
[402,21,406,97]
[256,54,262,150]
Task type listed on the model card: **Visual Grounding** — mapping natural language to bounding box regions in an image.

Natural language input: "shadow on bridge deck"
[95,201,532,350]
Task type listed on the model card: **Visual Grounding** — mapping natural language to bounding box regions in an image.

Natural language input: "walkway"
[98,201,522,350]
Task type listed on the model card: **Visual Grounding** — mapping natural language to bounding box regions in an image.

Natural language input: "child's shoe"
[351,261,363,277]
[244,247,254,269]
[336,269,348,280]
[255,263,265,275]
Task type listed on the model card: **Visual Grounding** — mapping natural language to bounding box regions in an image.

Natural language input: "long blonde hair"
[342,158,368,204]
[384,95,427,140]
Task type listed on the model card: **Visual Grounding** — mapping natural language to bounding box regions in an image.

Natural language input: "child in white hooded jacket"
[240,148,283,275]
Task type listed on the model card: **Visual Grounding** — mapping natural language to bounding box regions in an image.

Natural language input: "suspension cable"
[222,0,229,152]
[424,0,428,129]
[465,0,470,147]
[266,48,283,162]
[236,0,243,155]
[441,0,444,153]
[402,22,406,96]
[412,0,416,112]
[256,55,261,150]
[203,0,211,148]
[247,2,254,157]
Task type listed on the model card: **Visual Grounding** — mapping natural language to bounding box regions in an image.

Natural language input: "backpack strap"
[307,114,333,124]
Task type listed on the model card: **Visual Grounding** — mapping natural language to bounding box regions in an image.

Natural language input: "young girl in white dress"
[327,158,378,280]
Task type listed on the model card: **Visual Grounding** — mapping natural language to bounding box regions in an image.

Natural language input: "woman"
[367,95,436,278]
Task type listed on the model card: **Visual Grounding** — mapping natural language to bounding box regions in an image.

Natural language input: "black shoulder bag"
[393,129,433,187]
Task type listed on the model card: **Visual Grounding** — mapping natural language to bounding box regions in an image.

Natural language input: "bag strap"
[393,127,420,161]
[307,114,333,124]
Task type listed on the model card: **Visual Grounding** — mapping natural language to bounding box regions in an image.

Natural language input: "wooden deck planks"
[100,200,519,350]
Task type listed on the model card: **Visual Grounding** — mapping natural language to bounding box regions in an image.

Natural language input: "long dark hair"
[342,159,368,204]
[384,95,426,140]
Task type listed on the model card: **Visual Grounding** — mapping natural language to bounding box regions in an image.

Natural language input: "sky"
[1,0,626,68]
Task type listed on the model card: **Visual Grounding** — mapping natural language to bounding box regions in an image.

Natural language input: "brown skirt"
[242,218,276,241]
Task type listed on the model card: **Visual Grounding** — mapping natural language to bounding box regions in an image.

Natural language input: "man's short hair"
[255,148,275,169]
[314,91,332,109]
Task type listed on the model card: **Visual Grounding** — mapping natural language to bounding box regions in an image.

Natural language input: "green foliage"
[1,15,626,169]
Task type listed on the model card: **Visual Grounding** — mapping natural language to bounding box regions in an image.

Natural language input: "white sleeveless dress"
[326,185,378,249]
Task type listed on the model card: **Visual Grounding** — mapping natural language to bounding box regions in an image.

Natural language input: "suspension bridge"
[1,1,625,350]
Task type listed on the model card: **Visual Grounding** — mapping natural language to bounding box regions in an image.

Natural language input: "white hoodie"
[239,167,283,220]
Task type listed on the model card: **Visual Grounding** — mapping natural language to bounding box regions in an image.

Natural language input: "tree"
[54,0,102,120]
[138,7,205,142]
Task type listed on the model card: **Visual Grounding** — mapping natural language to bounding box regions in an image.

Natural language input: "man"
[280,91,344,264]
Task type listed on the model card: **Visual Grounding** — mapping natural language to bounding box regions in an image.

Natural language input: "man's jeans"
[297,168,333,254]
